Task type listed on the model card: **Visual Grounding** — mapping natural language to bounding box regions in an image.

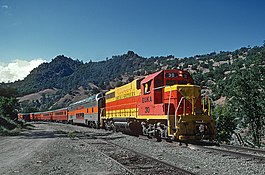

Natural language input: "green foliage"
[0,87,20,134]
[0,97,18,119]
[227,63,265,146]
[213,104,237,142]
[191,45,265,146]
[0,87,17,97]
[215,51,231,62]
[192,71,207,87]
[0,126,21,136]
[0,116,21,135]
[67,131,77,139]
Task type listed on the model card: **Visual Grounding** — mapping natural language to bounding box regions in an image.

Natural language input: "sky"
[1,0,265,82]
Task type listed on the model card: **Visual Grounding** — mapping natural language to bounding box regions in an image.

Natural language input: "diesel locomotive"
[18,69,216,142]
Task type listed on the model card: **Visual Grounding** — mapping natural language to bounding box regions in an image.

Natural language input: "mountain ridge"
[1,46,264,113]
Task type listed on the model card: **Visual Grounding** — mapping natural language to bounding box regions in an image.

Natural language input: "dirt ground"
[0,123,127,175]
[1,122,264,175]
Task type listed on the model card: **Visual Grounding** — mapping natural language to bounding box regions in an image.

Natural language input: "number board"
[165,72,178,78]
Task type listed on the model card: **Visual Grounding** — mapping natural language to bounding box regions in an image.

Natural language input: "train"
[18,69,216,142]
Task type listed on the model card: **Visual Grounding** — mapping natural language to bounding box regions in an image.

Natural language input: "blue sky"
[0,0,265,82]
[1,0,265,61]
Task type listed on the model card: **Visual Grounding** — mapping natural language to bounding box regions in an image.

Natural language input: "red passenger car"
[17,113,30,121]
[33,113,42,121]
[41,112,52,121]
[30,113,35,120]
[52,108,68,122]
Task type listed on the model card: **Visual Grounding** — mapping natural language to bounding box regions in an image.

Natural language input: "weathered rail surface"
[192,144,265,162]
[220,144,265,155]
[89,140,196,175]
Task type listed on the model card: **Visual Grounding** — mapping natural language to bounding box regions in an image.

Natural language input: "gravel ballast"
[0,122,264,175]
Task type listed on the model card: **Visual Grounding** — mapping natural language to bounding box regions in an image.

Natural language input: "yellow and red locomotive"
[19,69,216,142]
[103,69,216,141]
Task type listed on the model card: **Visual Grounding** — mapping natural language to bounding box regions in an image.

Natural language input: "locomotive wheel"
[166,138,173,143]
[147,133,152,139]
[156,130,162,142]
[95,122,99,129]
[103,121,108,130]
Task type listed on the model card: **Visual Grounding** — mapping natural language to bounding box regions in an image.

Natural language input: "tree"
[213,104,237,142]
[0,96,18,120]
[228,64,265,147]
[0,87,17,98]
[0,87,19,120]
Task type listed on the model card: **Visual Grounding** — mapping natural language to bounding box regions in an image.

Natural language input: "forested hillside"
[1,46,264,110]
[0,45,264,145]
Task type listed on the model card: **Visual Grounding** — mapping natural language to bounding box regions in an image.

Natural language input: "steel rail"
[87,141,137,175]
[220,144,265,154]
[194,145,265,161]
[105,140,196,175]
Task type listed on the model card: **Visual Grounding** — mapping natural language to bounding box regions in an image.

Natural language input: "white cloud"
[2,5,8,9]
[0,59,46,83]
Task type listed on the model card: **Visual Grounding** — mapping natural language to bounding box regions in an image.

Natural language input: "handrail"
[202,96,212,117]
[153,85,171,91]
[167,86,172,136]
[167,86,172,117]
[100,107,105,118]
[175,97,185,127]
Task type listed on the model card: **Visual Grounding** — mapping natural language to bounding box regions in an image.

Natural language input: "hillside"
[1,46,264,112]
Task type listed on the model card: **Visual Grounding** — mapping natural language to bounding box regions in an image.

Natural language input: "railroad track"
[139,134,265,162]
[191,144,265,162]
[220,144,265,155]
[89,140,195,175]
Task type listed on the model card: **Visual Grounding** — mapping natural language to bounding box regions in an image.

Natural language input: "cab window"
[143,81,152,94]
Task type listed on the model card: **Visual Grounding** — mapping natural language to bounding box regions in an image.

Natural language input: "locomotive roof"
[141,70,163,84]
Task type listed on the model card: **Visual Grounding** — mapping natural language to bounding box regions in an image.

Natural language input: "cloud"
[2,5,8,9]
[0,59,46,83]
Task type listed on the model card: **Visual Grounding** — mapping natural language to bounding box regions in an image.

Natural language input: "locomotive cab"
[139,69,194,115]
